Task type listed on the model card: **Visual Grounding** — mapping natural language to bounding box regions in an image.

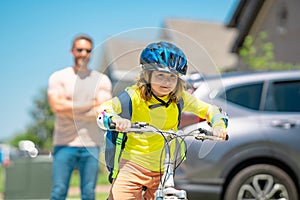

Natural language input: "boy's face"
[150,71,178,97]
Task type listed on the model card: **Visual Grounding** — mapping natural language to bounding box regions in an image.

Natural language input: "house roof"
[163,18,238,74]
[99,39,147,81]
[226,0,265,53]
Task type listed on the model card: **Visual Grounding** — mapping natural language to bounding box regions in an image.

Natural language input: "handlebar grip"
[225,134,229,141]
[107,118,116,130]
[109,123,116,130]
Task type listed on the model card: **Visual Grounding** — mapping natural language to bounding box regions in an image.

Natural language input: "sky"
[0,0,239,141]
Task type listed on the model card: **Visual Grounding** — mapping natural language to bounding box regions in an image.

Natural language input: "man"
[48,34,112,200]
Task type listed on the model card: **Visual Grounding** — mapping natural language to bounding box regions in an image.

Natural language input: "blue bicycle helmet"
[140,41,188,75]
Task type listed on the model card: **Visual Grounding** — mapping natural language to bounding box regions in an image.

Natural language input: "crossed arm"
[48,85,112,122]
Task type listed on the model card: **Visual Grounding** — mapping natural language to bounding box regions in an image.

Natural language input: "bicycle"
[98,116,228,200]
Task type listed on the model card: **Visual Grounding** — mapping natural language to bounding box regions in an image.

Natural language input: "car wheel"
[224,164,298,200]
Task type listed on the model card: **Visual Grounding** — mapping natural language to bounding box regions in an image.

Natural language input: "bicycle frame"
[154,133,187,200]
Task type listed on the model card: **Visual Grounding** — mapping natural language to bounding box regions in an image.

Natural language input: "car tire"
[224,164,298,200]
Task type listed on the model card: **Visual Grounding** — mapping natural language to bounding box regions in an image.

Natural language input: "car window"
[265,80,300,112]
[221,83,263,110]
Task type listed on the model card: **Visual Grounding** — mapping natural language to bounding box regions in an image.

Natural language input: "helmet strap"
[148,91,172,109]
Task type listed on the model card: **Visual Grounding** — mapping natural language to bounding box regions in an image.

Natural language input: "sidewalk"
[68,184,110,195]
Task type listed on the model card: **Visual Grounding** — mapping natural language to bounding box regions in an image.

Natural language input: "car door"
[259,79,300,152]
[261,79,300,126]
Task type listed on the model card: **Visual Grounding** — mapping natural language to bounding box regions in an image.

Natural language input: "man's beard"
[77,58,89,68]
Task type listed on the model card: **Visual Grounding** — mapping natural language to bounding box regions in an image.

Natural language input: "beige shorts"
[108,159,161,200]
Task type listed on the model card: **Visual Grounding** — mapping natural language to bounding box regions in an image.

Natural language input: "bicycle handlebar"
[108,121,228,141]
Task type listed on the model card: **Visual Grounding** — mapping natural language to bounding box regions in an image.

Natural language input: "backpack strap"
[176,98,184,128]
[176,98,186,162]
[111,90,132,179]
[111,132,126,179]
[118,90,132,119]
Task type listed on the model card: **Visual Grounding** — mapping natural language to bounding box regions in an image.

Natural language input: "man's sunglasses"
[76,48,92,53]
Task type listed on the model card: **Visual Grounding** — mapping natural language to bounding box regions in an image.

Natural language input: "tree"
[9,88,54,151]
[239,32,300,70]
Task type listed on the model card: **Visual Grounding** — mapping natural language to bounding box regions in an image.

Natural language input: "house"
[96,39,148,95]
[227,0,300,66]
[162,18,238,73]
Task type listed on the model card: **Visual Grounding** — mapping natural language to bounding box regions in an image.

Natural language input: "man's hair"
[71,34,93,49]
[136,69,186,103]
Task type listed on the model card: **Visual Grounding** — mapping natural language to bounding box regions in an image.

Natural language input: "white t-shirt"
[48,67,112,147]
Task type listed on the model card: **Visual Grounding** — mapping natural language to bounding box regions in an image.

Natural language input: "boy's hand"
[212,126,227,141]
[113,118,131,132]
